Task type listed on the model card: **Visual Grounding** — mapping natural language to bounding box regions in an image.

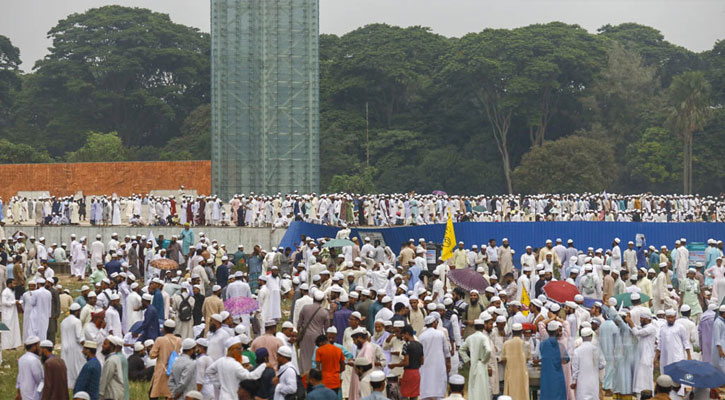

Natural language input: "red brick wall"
[0,160,211,199]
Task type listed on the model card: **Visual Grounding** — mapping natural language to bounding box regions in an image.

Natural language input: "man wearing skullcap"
[655,309,691,375]
[61,302,85,387]
[149,320,182,398]
[570,327,603,400]
[628,309,656,396]
[169,338,198,398]
[459,318,490,400]
[205,337,267,400]
[128,342,154,382]
[500,323,528,400]
[74,341,101,400]
[99,336,129,400]
[297,290,331,375]
[16,336,44,400]
[710,305,725,375]
[539,320,568,400]
[202,285,224,333]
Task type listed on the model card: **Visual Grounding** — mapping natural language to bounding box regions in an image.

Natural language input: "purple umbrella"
[224,296,259,315]
[447,268,489,292]
[432,190,447,196]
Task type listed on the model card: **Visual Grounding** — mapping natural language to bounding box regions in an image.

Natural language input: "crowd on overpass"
[2,220,725,399]
[1,191,724,228]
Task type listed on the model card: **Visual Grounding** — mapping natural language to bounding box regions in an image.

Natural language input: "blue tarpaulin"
[279,221,725,267]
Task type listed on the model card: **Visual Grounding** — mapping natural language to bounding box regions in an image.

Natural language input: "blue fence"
[279,221,725,264]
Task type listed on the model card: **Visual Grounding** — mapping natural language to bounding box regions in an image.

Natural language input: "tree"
[625,127,680,191]
[159,103,210,160]
[19,6,209,155]
[66,131,127,162]
[512,136,616,194]
[328,165,377,194]
[0,139,53,163]
[666,71,711,194]
[702,40,725,105]
[0,35,21,135]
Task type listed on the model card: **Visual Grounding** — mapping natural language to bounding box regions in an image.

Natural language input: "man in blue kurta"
[178,223,194,256]
[131,294,160,342]
[150,280,165,323]
[599,308,619,396]
[74,341,102,400]
[538,320,568,400]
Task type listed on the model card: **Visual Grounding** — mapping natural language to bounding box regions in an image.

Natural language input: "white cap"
[547,321,561,331]
[449,374,465,385]
[370,370,386,383]
[281,321,295,329]
[631,292,641,301]
[211,314,223,323]
[185,391,203,400]
[680,304,691,313]
[163,319,176,328]
[133,342,145,352]
[24,336,40,345]
[40,339,54,348]
[581,327,593,337]
[350,311,362,320]
[277,346,293,358]
[182,338,197,350]
[326,326,338,334]
[70,303,81,311]
[665,309,677,317]
[141,293,153,301]
[212,285,221,292]
[73,392,91,400]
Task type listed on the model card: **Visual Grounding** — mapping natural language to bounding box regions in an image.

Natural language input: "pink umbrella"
[432,190,447,196]
[224,297,259,315]
[447,268,489,292]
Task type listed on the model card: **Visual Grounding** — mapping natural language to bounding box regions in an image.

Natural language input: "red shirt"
[315,343,345,389]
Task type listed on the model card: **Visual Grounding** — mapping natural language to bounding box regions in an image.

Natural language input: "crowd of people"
[1,191,725,227]
[2,223,725,400]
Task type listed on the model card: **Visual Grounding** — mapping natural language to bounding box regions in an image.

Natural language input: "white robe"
[459,330,491,400]
[61,314,85,387]
[30,287,52,340]
[1,287,21,349]
[206,356,266,400]
[91,241,105,268]
[419,327,450,399]
[265,276,282,321]
[632,323,657,394]
[105,306,122,337]
[571,341,605,400]
[657,322,691,374]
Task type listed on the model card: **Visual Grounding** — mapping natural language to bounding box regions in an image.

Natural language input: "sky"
[1,0,723,72]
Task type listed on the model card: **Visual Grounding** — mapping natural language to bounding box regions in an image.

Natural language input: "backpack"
[281,368,306,400]
[178,295,193,322]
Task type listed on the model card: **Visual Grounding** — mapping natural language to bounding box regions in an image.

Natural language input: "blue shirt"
[74,357,101,400]
[539,336,567,400]
[152,288,164,322]
[333,307,353,344]
[361,392,389,400]
[132,306,160,342]
[308,384,339,400]
[105,260,122,277]
[216,265,229,289]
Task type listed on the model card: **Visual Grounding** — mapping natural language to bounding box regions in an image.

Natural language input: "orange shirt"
[315,343,345,389]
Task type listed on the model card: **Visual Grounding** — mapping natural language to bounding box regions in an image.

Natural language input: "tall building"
[211,0,320,199]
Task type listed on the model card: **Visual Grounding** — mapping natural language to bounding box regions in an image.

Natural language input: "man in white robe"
[1,280,21,350]
[91,235,105,268]
[630,310,656,396]
[61,303,85,387]
[16,336,43,400]
[656,309,692,375]
[419,316,451,400]
[21,281,36,340]
[205,337,266,399]
[459,317,491,400]
[265,267,283,322]
[571,327,604,400]
[30,278,52,340]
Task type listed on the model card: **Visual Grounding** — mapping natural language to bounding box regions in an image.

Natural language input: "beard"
[101,348,113,356]
[209,324,218,333]
[41,354,48,363]
[470,298,478,305]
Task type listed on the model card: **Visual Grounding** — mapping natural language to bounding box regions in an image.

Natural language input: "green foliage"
[513,136,617,193]
[0,139,53,163]
[0,35,21,135]
[625,127,681,188]
[328,165,377,194]
[159,103,211,160]
[66,131,128,162]
[701,40,725,105]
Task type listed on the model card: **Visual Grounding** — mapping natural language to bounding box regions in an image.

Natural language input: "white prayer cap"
[549,303,561,312]
[212,285,221,292]
[299,283,309,291]
[449,374,465,385]
[349,291,359,299]
[580,327,594,337]
[719,305,725,313]
[393,320,405,328]
[640,309,652,319]
[547,321,561,331]
[350,311,362,320]
[656,374,674,388]
[567,239,574,244]
[36,278,46,285]
[614,238,620,244]
[224,337,241,350]
[659,262,667,268]
[326,326,338,334]
[370,370,386,383]
[163,319,176,328]
[574,294,584,302]
[424,315,436,325]
[656,309,665,316]
[313,291,325,301]
[184,391,204,400]
[607,297,618,307]
[680,304,691,313]
[602,265,611,271]
[480,311,493,322]
[495,315,506,323]
[73,392,91,400]
[133,342,145,352]
[24,336,40,345]
[141,293,152,301]
[665,309,677,316]
[277,346,293,358]
[565,301,577,309]
[40,339,54,348]
[182,338,196,350]
[88,292,97,298]
[512,323,523,332]
[282,321,295,329]
[470,289,479,295]
[381,296,392,303]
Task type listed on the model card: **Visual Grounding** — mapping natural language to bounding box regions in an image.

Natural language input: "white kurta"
[459,331,492,400]
[21,290,35,339]
[30,287,51,341]
[265,276,282,321]
[16,352,43,400]
[1,287,21,349]
[632,323,656,394]
[105,306,122,337]
[61,314,85,387]
[419,327,450,399]
[571,341,605,400]
[657,322,691,374]
[206,356,266,400]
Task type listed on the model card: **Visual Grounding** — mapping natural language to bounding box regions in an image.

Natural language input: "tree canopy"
[0,7,722,195]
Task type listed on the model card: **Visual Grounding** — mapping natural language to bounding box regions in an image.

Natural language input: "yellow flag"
[520,285,530,316]
[441,209,456,261]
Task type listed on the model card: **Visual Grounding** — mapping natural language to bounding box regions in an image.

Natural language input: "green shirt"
[243,349,257,367]
[88,269,107,286]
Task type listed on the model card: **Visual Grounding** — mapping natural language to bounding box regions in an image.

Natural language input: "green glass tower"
[211,0,320,198]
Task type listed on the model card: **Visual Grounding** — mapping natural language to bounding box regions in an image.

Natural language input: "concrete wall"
[3,225,288,250]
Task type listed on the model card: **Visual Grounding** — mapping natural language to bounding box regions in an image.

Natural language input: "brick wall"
[0,160,211,199]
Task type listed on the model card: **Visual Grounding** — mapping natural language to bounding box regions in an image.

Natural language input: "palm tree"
[666,71,711,194]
